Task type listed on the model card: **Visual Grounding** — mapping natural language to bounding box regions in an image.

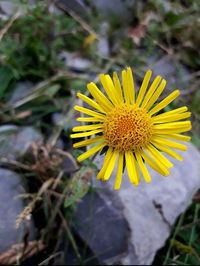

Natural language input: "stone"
[0,125,43,160]
[75,142,200,265]
[58,51,92,72]
[146,54,190,90]
[55,0,90,21]
[0,169,34,253]
[97,22,110,58]
[0,1,18,16]
[74,189,131,264]
[81,0,135,22]
[8,81,33,105]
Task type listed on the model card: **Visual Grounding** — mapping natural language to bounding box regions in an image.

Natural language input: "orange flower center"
[103,104,153,151]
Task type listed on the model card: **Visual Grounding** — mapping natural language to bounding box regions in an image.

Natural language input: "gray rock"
[74,189,131,264]
[0,125,43,160]
[8,81,33,105]
[97,22,110,58]
[52,112,79,130]
[59,51,92,72]
[0,1,18,16]
[82,0,135,22]
[0,0,35,16]
[75,142,200,265]
[0,169,34,253]
[146,54,190,91]
[55,0,90,21]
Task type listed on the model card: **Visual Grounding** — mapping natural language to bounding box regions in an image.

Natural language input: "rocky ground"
[0,0,200,265]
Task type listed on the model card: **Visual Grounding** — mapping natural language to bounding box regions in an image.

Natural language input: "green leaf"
[0,66,14,98]
[64,167,93,208]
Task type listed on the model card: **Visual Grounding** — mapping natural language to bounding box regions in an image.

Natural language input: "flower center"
[103,104,153,151]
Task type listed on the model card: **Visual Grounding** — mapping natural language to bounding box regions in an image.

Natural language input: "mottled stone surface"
[146,54,190,90]
[0,125,43,160]
[78,142,200,265]
[74,189,131,264]
[0,169,34,253]
[8,81,33,105]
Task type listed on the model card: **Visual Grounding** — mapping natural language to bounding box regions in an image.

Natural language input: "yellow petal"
[153,112,191,124]
[97,147,113,180]
[127,67,135,104]
[113,72,124,103]
[103,150,118,181]
[73,136,102,148]
[125,151,139,185]
[77,117,103,123]
[87,82,113,111]
[158,134,191,142]
[154,126,191,134]
[145,149,170,176]
[152,106,188,119]
[135,151,151,183]
[99,74,118,106]
[77,93,105,113]
[147,144,173,168]
[145,79,166,111]
[136,69,152,106]
[149,90,180,116]
[105,74,121,104]
[74,105,105,120]
[77,142,106,162]
[154,121,191,129]
[122,70,130,104]
[114,152,124,190]
[152,141,183,161]
[70,129,102,138]
[152,137,188,151]
[72,124,103,132]
[141,75,162,107]
[140,150,168,176]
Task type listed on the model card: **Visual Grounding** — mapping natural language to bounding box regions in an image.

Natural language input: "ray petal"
[76,117,103,123]
[152,106,188,119]
[152,112,191,124]
[74,105,105,119]
[149,90,180,116]
[127,67,135,104]
[70,129,103,138]
[140,150,168,176]
[145,149,170,176]
[147,144,173,168]
[73,136,103,148]
[122,69,130,104]
[113,71,124,103]
[72,124,103,132]
[87,82,113,111]
[114,152,124,190]
[152,137,188,151]
[144,79,167,111]
[99,74,119,105]
[125,151,139,185]
[103,150,118,181]
[136,70,152,106]
[135,151,151,183]
[156,134,191,142]
[141,75,162,107]
[77,93,105,113]
[77,142,106,162]
[97,147,113,180]
[151,141,183,161]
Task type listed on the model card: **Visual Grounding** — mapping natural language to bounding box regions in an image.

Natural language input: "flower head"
[71,68,191,189]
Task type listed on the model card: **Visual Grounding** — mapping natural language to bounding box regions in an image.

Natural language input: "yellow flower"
[71,67,192,190]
